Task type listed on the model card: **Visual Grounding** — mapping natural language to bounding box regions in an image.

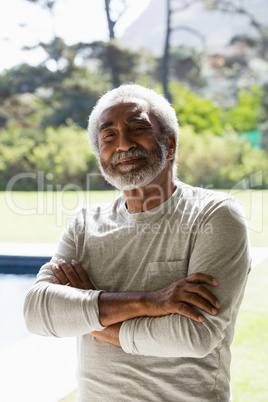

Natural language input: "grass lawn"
[231,258,268,401]
[0,189,267,246]
[0,190,120,243]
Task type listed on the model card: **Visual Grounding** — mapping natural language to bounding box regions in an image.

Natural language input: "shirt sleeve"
[23,208,106,337]
[119,197,251,357]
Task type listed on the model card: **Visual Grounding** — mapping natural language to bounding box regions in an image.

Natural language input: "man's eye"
[132,126,145,132]
[103,133,115,141]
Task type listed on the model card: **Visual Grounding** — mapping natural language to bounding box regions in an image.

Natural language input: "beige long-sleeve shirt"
[24,182,251,401]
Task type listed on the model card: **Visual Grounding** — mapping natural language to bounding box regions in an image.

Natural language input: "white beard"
[99,142,168,191]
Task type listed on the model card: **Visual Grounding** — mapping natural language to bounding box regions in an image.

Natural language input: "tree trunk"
[104,0,115,39]
[162,0,172,103]
[104,0,120,88]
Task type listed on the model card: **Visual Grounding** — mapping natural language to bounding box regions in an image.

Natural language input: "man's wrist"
[90,322,122,347]
[142,290,165,317]
[98,291,154,327]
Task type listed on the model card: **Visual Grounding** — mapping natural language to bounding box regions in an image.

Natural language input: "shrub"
[177,126,268,189]
[0,123,100,191]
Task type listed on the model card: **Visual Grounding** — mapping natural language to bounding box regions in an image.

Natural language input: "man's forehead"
[98,99,150,122]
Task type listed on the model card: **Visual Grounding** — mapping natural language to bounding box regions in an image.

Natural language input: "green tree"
[0,124,100,191]
[0,64,59,98]
[40,66,103,129]
[24,37,81,71]
[177,126,268,188]
[259,83,268,150]
[225,86,260,133]
[162,0,205,102]
[0,64,61,129]
[104,0,127,87]
[170,82,224,135]
[0,64,106,130]
[24,0,61,67]
[84,40,142,88]
[156,45,206,89]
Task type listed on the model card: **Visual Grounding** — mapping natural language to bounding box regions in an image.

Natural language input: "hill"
[121,0,268,55]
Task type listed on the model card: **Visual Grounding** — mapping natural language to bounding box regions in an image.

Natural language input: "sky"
[0,0,151,72]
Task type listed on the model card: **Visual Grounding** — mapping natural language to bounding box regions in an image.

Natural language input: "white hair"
[87,84,179,163]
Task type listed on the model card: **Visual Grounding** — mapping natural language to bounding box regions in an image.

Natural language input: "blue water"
[0,274,36,349]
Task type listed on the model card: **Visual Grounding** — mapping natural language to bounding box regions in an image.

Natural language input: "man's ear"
[166,133,176,161]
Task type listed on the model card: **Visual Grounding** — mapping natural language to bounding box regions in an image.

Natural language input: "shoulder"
[71,193,125,227]
[176,181,246,227]
[177,181,230,205]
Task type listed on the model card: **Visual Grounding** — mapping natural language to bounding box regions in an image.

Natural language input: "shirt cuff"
[119,318,137,354]
[90,290,107,331]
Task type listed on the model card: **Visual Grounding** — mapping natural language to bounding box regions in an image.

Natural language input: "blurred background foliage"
[0,0,268,190]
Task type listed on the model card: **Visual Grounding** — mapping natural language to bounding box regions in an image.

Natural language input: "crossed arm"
[52,259,220,348]
[24,198,250,356]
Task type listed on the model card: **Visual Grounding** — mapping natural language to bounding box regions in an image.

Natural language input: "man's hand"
[98,272,220,326]
[147,272,220,323]
[52,259,95,290]
[51,262,220,347]
[51,260,121,346]
[52,261,220,325]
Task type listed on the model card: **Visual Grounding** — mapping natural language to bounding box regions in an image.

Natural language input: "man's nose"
[116,131,137,152]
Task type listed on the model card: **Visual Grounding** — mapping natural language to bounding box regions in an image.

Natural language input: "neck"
[123,165,177,213]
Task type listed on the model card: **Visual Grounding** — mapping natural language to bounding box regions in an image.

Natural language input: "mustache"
[110,148,149,164]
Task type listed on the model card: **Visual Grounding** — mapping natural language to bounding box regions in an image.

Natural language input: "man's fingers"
[52,264,69,284]
[176,302,204,323]
[53,260,80,285]
[52,259,95,290]
[184,291,219,315]
[71,260,90,283]
[187,284,220,309]
[186,272,218,286]
[52,276,62,285]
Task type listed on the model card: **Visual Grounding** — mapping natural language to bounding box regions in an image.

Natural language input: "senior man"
[24,84,250,401]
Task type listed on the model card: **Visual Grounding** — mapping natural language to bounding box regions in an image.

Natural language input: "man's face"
[97,99,169,190]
